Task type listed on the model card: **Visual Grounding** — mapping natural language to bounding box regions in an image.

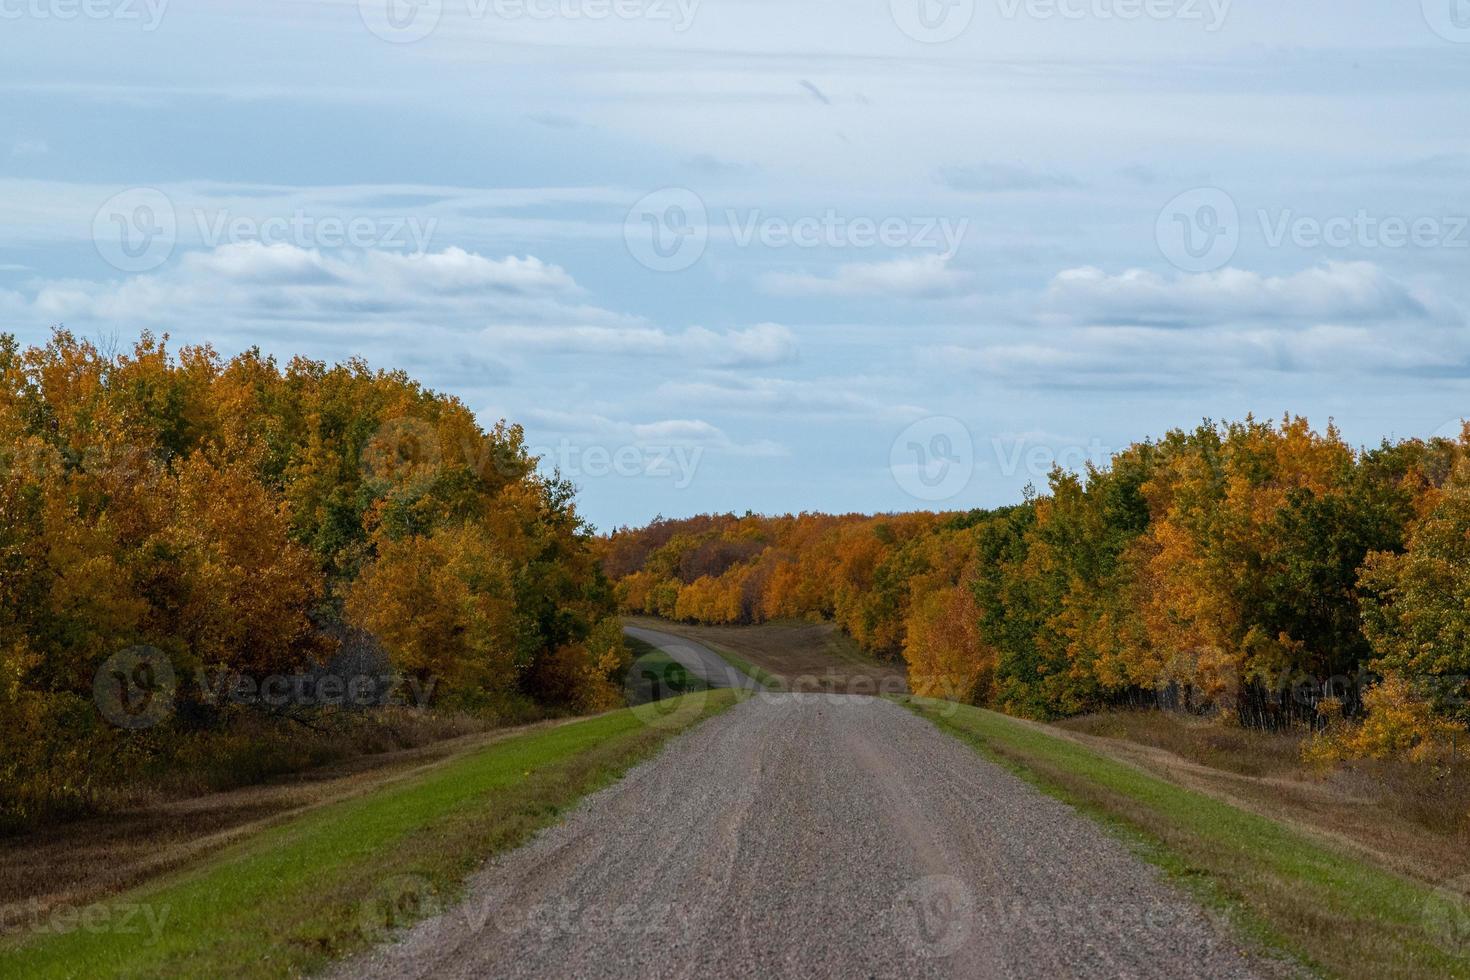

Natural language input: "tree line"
[0,330,626,829]
[602,416,1470,762]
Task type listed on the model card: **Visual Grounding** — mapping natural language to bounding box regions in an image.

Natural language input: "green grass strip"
[902,696,1470,980]
[624,635,712,704]
[2,690,739,979]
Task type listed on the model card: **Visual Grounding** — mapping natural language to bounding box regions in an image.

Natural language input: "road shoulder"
[902,695,1470,979]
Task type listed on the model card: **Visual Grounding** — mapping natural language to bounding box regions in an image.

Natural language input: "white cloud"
[520,409,787,458]
[1044,262,1433,327]
[11,242,611,336]
[760,255,972,299]
[482,321,796,367]
[929,315,1470,391]
[0,178,627,252]
[655,374,924,421]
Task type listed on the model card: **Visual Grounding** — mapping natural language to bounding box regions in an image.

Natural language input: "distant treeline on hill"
[0,329,626,830]
[599,416,1470,763]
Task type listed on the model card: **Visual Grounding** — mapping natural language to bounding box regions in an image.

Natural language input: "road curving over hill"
[623,624,765,692]
[339,693,1267,979]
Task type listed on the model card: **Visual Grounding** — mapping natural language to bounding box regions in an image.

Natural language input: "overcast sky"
[4,1,1470,529]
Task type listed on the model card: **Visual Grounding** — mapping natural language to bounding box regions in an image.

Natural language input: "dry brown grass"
[1054,709,1470,885]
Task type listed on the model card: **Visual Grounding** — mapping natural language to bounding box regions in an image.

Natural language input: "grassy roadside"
[706,646,784,691]
[621,616,904,694]
[626,627,782,692]
[623,635,712,704]
[902,696,1470,980]
[1,690,738,980]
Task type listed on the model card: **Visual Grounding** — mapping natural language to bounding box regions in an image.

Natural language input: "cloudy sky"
[4,1,1470,529]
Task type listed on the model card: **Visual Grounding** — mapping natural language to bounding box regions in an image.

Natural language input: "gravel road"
[339,691,1267,979]
[623,625,764,692]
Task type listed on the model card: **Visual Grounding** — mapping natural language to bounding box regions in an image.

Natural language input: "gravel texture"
[338,680,1267,978]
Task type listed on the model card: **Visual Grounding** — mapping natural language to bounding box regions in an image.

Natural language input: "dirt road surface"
[339,692,1266,979]
[623,625,764,692]
[622,616,909,694]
